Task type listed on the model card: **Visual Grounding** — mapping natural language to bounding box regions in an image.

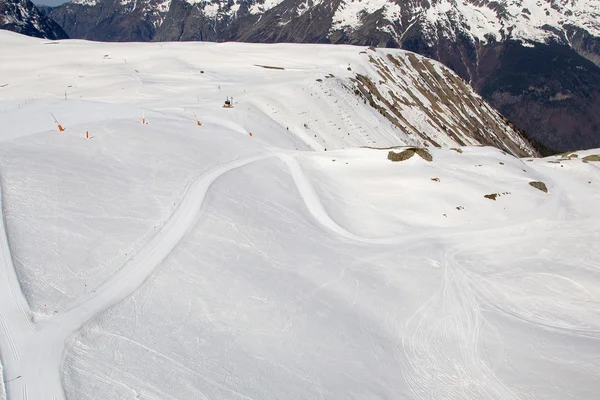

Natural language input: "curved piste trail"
[0,151,385,400]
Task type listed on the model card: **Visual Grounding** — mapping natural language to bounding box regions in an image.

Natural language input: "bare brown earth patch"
[388,148,433,162]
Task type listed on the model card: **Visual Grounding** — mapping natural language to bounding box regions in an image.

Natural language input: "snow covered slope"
[1,31,599,400]
[0,31,535,155]
[46,0,600,152]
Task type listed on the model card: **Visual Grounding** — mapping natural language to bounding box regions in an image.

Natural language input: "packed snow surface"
[1,31,600,400]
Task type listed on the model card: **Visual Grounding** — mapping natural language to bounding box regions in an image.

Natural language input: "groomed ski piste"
[1,30,600,400]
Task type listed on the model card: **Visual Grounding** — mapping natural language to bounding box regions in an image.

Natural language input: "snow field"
[0,32,411,316]
[297,147,554,237]
[0,114,271,315]
[1,31,600,400]
[63,158,443,400]
[61,149,600,400]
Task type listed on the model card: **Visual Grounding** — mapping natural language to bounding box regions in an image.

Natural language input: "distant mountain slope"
[49,0,600,48]
[47,0,600,152]
[475,40,600,153]
[0,0,67,39]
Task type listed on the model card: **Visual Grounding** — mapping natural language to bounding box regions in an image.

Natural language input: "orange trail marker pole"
[50,113,65,131]
[193,112,201,126]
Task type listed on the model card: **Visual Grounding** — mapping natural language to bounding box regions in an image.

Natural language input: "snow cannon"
[193,112,202,126]
[51,113,65,131]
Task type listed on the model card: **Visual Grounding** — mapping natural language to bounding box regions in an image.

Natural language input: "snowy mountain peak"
[0,0,68,39]
[425,0,600,43]
[71,0,98,5]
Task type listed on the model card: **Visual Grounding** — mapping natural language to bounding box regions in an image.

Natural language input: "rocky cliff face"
[41,0,600,151]
[351,46,538,157]
[0,0,68,39]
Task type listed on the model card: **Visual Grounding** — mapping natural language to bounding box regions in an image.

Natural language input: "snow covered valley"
[1,31,600,400]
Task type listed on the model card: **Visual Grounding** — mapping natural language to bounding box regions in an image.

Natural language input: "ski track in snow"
[2,146,595,399]
[1,30,599,400]
[3,140,599,399]
[0,152,269,399]
[0,151,440,400]
[399,247,519,400]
